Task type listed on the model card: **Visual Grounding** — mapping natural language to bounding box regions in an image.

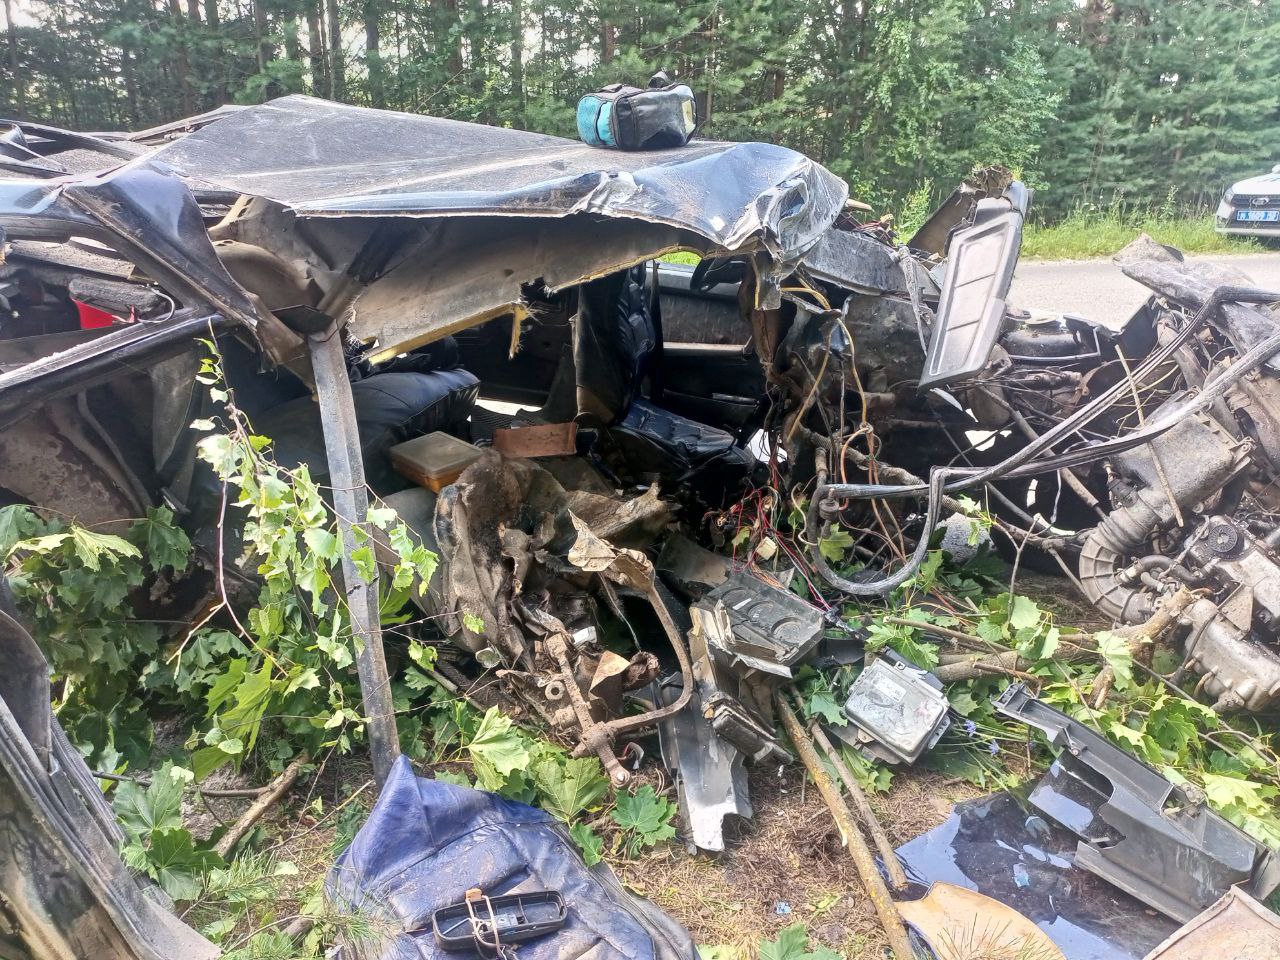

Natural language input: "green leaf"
[0,505,44,554]
[284,667,321,696]
[1095,631,1134,689]
[192,745,231,782]
[205,658,248,716]
[196,434,243,478]
[351,544,377,582]
[1203,773,1278,815]
[610,785,677,850]
[217,661,275,756]
[316,623,354,669]
[303,527,340,563]
[131,506,192,573]
[758,924,809,960]
[9,532,71,555]
[462,610,486,635]
[531,756,609,821]
[801,688,845,726]
[1007,594,1042,632]
[367,506,398,529]
[145,828,224,901]
[569,822,605,867]
[758,923,840,960]
[818,526,854,563]
[910,549,944,592]
[113,763,185,840]
[408,641,438,671]
[466,708,533,780]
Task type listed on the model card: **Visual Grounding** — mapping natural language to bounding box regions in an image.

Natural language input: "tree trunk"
[441,0,463,77]
[363,0,384,108]
[122,43,140,125]
[325,0,344,98]
[2,0,21,116]
[168,0,197,116]
[600,21,615,64]
[306,0,327,94]
[510,0,524,115]
[203,0,226,104]
[253,0,278,99]
[283,14,303,92]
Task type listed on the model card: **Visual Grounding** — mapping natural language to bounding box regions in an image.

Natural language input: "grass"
[666,207,1266,266]
[1021,207,1265,260]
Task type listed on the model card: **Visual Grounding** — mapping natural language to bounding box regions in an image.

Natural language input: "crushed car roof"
[138,95,847,261]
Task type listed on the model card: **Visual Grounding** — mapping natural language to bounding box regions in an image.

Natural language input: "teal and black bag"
[576,72,698,150]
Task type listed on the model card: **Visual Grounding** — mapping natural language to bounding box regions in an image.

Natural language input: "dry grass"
[616,763,982,958]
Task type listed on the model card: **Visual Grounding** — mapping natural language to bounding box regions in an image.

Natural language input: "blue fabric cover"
[326,757,698,960]
[575,95,615,148]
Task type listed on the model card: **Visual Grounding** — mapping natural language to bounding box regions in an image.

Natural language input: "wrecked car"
[3,94,1280,960]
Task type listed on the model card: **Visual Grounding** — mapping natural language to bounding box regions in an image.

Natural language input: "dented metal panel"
[139,96,847,262]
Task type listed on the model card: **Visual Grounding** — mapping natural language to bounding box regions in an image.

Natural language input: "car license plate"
[1236,209,1279,222]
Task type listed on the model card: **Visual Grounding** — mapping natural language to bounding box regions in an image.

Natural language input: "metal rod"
[774,692,915,960]
[308,325,400,789]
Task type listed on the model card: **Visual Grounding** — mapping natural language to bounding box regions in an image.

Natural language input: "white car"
[1216,163,1280,235]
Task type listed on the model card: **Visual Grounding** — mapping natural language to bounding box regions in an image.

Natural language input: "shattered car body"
[3,93,1280,958]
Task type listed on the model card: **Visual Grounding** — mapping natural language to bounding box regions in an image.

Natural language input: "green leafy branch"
[186,338,438,779]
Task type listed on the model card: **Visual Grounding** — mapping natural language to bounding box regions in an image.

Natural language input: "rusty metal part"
[774,692,915,960]
[550,536,696,784]
[803,706,909,892]
[308,324,400,788]
[1142,887,1280,960]
[546,632,631,785]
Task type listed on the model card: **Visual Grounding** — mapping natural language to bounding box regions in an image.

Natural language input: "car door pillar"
[308,322,401,788]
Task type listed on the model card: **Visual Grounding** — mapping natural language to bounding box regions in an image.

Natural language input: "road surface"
[1009,252,1280,327]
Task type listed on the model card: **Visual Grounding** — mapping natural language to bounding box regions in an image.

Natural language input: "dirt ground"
[617,765,983,958]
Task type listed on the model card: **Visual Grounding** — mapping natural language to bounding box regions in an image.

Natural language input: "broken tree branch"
[92,769,271,799]
[800,701,909,892]
[775,692,914,960]
[932,649,1031,684]
[214,753,311,858]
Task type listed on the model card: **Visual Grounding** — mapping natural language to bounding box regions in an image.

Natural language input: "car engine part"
[1176,516,1280,711]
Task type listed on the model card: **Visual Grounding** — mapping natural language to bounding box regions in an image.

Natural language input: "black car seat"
[254,367,479,496]
[573,265,753,502]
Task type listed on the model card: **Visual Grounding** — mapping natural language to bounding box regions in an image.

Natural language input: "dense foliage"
[6,0,1278,217]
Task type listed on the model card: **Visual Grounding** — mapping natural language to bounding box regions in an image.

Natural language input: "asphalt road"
[1009,252,1280,327]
